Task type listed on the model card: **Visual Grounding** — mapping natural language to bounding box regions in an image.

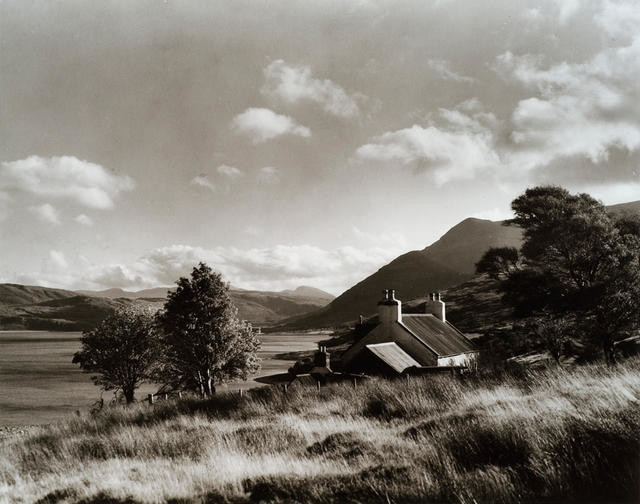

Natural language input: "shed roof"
[401,314,475,357]
[365,342,421,373]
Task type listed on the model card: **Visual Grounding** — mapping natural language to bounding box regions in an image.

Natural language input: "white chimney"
[378,289,401,324]
[428,292,446,322]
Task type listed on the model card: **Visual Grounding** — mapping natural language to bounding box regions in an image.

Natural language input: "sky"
[1,0,639,295]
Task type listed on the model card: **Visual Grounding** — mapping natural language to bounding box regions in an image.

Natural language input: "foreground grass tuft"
[2,359,640,503]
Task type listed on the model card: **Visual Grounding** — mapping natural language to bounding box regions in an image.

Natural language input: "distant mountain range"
[0,283,334,331]
[283,199,640,329]
[3,199,637,332]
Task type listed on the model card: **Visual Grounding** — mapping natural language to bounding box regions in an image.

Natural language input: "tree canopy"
[156,262,260,395]
[72,307,158,403]
[476,186,640,363]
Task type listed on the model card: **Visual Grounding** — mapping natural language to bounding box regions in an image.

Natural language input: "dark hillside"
[284,218,522,329]
[284,252,468,328]
[606,199,640,217]
[421,218,522,274]
[0,284,78,306]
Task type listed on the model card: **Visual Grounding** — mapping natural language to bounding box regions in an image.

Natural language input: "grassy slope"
[2,359,639,504]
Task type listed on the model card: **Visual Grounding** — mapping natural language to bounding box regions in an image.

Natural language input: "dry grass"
[1,359,639,503]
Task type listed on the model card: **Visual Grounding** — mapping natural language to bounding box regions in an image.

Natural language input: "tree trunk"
[206,371,215,396]
[123,388,135,404]
[197,370,206,397]
[603,336,617,365]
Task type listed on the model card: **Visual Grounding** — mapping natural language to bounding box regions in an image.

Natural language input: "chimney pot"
[428,292,446,322]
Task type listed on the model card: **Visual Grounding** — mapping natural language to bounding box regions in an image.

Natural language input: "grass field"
[1,358,639,503]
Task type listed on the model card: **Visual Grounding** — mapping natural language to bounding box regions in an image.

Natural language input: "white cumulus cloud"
[85,243,403,295]
[355,103,500,184]
[496,32,640,171]
[48,250,68,270]
[426,58,475,83]
[29,203,61,225]
[216,164,244,179]
[74,214,93,227]
[191,175,216,192]
[261,59,363,118]
[257,166,281,185]
[0,156,135,209]
[231,107,311,143]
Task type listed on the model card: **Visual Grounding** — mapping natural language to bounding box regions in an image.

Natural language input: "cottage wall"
[437,352,478,368]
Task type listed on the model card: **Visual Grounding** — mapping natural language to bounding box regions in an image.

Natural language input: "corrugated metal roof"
[401,315,475,357]
[365,342,421,373]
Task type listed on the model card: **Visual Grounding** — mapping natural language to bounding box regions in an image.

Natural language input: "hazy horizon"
[2,0,639,295]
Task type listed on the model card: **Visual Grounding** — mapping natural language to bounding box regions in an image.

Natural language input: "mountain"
[0,283,79,306]
[282,218,522,328]
[0,285,146,331]
[420,218,523,275]
[0,282,333,331]
[75,287,173,299]
[284,200,640,330]
[279,286,335,302]
[76,285,334,326]
[606,200,640,217]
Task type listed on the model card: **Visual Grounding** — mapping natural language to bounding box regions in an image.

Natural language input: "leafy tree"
[483,186,640,364]
[527,312,573,365]
[475,246,520,281]
[156,262,261,396]
[72,307,158,403]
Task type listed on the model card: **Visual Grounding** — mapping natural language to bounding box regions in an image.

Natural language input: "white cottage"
[341,289,478,375]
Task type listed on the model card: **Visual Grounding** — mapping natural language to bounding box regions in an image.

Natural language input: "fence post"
[148,393,154,405]
[239,389,244,398]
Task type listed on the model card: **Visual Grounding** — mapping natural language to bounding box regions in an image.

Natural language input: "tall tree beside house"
[72,307,158,403]
[156,262,261,396]
[476,186,640,363]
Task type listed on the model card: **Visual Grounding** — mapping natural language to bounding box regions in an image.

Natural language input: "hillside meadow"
[1,358,639,504]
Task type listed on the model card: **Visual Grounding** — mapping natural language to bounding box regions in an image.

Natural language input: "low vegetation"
[2,358,639,503]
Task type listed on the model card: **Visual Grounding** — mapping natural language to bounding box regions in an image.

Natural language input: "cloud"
[261,59,363,117]
[231,107,311,143]
[74,214,93,226]
[426,58,475,83]
[48,250,68,270]
[257,166,281,185]
[355,103,500,184]
[0,156,134,209]
[29,203,61,225]
[85,243,404,294]
[595,0,640,41]
[216,164,244,179]
[470,207,514,222]
[0,192,9,222]
[191,175,216,192]
[495,28,640,172]
[557,0,581,25]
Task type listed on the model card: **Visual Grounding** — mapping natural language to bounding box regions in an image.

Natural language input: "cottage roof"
[365,342,421,373]
[401,314,475,357]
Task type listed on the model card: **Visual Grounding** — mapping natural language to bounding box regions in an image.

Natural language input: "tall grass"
[1,359,639,503]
